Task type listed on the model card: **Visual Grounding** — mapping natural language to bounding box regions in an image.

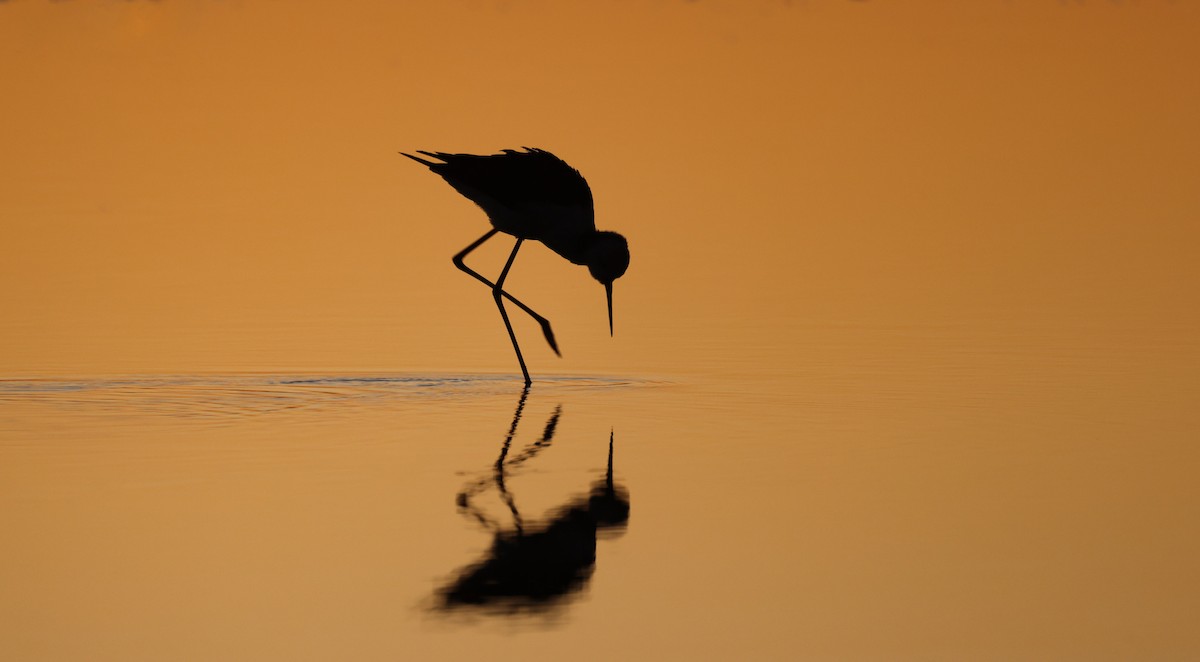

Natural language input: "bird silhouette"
[403,147,630,385]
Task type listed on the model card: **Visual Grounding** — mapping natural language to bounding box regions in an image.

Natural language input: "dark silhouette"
[431,391,630,616]
[402,148,631,385]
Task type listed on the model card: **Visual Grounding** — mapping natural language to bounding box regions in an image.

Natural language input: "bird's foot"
[541,320,561,357]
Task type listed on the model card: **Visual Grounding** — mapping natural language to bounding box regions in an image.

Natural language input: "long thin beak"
[605,282,614,336]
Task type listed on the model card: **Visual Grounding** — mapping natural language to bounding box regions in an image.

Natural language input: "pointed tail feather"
[400,151,438,167]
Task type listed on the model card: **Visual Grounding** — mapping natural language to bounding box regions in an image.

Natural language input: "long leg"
[452,230,560,356]
[494,238,531,386]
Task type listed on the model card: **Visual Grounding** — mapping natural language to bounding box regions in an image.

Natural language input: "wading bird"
[402,148,630,386]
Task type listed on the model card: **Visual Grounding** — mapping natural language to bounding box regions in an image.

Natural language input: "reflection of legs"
[495,387,529,470]
[493,238,531,386]
[456,388,529,532]
[502,406,562,469]
[453,230,560,357]
[494,387,529,533]
[496,402,565,536]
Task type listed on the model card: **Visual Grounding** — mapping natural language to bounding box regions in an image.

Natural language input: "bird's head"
[585,231,630,336]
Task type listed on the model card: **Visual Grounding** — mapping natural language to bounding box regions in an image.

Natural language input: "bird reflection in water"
[431,389,630,616]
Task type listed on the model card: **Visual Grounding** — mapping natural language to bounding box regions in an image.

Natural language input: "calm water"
[3,322,1197,661]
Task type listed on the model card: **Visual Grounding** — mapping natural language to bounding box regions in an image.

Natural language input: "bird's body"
[410,149,597,264]
[403,147,629,386]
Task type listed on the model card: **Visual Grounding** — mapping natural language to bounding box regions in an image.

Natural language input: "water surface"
[3,321,1197,661]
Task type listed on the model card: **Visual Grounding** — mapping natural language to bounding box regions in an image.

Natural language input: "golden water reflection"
[1,323,1198,660]
[432,391,629,617]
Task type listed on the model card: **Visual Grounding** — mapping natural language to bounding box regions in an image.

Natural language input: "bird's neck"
[541,227,594,266]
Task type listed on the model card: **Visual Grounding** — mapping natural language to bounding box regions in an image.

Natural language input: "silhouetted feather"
[400,151,437,167]
[408,148,594,225]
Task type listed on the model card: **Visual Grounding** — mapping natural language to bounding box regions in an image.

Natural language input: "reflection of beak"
[607,428,614,490]
[605,281,614,336]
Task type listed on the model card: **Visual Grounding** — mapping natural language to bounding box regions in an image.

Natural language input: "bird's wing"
[406,148,595,229]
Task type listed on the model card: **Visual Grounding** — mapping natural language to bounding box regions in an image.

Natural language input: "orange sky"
[2,1,1197,376]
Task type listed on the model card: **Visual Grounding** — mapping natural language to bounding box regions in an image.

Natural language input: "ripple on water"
[0,373,660,424]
